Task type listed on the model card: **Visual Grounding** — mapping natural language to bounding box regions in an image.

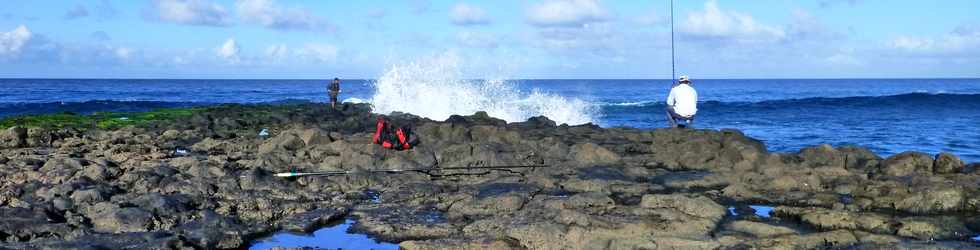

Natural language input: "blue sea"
[1,78,979,162]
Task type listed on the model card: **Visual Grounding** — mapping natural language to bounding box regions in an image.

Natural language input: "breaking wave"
[369,53,597,125]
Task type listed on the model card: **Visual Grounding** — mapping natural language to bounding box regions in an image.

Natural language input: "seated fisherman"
[666,75,698,128]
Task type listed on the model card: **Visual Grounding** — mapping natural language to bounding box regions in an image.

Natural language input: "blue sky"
[0,0,977,79]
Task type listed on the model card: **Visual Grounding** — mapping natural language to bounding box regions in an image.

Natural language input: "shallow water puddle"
[728,205,774,218]
[365,189,381,204]
[421,209,447,224]
[249,219,398,250]
[172,148,189,157]
[750,205,774,218]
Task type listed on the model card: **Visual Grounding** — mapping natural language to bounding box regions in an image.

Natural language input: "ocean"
[1,78,979,163]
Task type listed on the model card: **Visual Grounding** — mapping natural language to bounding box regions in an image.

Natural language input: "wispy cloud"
[295,43,339,62]
[888,25,980,58]
[265,44,288,61]
[91,31,111,42]
[819,0,863,8]
[633,8,666,27]
[146,0,231,26]
[64,5,90,20]
[456,31,498,48]
[235,0,330,32]
[450,3,490,26]
[65,1,118,21]
[526,0,609,28]
[409,0,432,15]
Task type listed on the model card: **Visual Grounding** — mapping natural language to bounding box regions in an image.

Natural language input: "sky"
[0,0,978,79]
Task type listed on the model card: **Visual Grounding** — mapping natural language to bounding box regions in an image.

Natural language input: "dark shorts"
[666,106,693,120]
[329,93,338,103]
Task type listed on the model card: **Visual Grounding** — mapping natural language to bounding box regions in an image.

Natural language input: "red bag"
[374,117,415,150]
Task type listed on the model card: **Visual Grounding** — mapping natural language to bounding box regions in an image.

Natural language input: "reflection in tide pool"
[249,219,398,250]
[727,205,775,218]
[749,205,774,218]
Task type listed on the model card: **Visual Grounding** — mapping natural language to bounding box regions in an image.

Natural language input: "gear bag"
[373,117,417,150]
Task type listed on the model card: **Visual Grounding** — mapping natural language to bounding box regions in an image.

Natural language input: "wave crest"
[369,53,597,125]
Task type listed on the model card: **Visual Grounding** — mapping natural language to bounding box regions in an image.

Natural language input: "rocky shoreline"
[1,103,978,249]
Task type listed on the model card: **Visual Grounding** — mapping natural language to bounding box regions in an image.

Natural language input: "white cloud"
[889,27,980,55]
[114,47,133,60]
[172,56,189,65]
[0,26,141,65]
[891,36,931,51]
[296,44,338,62]
[523,0,622,59]
[236,0,327,31]
[148,0,230,26]
[681,0,786,43]
[456,31,498,48]
[0,25,32,59]
[450,3,490,26]
[526,0,608,27]
[216,38,241,63]
[265,44,287,61]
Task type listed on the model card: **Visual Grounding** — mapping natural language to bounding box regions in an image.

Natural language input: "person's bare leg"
[665,110,677,128]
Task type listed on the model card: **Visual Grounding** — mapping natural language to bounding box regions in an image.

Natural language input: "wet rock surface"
[0,103,978,249]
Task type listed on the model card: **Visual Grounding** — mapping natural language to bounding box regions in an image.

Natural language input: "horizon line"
[2,77,979,81]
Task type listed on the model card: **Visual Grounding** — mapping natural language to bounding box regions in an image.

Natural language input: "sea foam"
[369,53,597,125]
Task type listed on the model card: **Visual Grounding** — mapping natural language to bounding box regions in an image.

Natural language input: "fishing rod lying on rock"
[274,165,547,178]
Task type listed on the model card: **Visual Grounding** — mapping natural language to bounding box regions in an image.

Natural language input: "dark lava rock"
[4,232,183,250]
[0,126,28,148]
[2,103,977,249]
[83,202,155,233]
[278,207,349,233]
[0,207,76,243]
[176,210,250,249]
[880,151,934,176]
[934,152,966,174]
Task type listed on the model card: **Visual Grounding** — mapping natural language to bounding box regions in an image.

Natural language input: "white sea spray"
[369,53,597,125]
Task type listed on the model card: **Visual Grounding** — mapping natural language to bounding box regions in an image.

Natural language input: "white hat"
[678,75,690,83]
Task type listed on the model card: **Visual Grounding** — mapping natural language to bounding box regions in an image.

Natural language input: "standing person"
[328,78,341,108]
[666,75,697,128]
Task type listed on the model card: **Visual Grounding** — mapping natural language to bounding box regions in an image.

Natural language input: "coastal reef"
[1,103,979,249]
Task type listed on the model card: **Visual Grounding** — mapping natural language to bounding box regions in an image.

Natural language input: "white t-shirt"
[667,84,698,117]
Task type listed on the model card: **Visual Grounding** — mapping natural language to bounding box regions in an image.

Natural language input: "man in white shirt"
[666,75,698,128]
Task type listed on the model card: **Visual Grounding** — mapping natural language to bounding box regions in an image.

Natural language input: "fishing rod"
[274,165,547,177]
[670,0,676,83]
